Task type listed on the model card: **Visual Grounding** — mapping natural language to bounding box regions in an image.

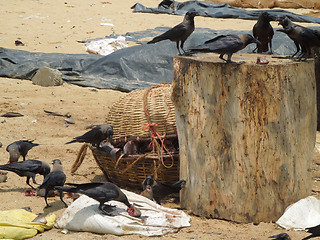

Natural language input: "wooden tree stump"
[172,53,316,223]
[314,49,320,130]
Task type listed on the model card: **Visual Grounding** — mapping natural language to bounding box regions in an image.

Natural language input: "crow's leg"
[31,175,41,185]
[291,42,300,58]
[226,53,243,64]
[180,41,186,54]
[176,41,182,55]
[219,54,227,62]
[59,190,68,208]
[268,41,273,54]
[297,45,308,61]
[26,176,36,190]
[44,189,51,208]
[252,46,258,53]
[225,53,236,63]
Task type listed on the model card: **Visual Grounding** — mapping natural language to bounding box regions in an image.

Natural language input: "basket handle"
[142,86,175,169]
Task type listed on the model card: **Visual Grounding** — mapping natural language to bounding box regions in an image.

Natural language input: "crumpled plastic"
[85,36,128,56]
[276,196,320,230]
[0,209,56,239]
[55,189,190,236]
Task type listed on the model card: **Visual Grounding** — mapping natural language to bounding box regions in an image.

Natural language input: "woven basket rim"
[106,83,176,142]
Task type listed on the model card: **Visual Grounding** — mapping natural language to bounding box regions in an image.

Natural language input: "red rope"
[142,85,175,169]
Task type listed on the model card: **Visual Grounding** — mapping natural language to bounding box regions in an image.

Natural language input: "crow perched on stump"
[186,34,261,63]
[277,16,320,60]
[252,12,275,53]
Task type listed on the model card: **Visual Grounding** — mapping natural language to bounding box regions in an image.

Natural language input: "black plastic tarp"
[133,0,320,23]
[1,25,320,92]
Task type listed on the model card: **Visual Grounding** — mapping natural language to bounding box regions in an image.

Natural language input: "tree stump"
[314,49,320,130]
[172,53,316,223]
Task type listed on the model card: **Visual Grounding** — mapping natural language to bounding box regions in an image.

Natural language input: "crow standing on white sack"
[55,182,141,217]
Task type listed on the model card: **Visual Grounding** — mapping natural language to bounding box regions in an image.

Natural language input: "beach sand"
[0,0,320,239]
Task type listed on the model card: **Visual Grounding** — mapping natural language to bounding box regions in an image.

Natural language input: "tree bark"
[172,53,316,223]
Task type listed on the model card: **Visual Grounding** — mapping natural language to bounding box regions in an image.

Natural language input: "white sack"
[276,196,320,230]
[55,189,190,236]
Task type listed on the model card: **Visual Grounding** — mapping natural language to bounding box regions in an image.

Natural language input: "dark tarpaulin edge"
[132,0,320,23]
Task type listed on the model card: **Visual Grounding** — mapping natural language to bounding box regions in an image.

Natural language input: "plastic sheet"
[133,0,320,24]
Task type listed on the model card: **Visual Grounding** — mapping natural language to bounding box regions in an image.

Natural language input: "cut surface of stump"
[172,53,316,223]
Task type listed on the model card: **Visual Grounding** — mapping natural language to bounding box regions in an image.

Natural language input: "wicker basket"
[92,83,179,188]
[91,147,179,189]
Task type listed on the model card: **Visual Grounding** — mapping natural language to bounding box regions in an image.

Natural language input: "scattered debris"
[44,110,71,118]
[64,118,75,124]
[0,112,24,117]
[15,40,24,46]
[269,233,291,240]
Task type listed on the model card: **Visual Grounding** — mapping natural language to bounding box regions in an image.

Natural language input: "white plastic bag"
[276,196,320,230]
[85,36,128,56]
[55,189,190,236]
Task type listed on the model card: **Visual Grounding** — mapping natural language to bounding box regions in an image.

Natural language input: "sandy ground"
[1,0,320,239]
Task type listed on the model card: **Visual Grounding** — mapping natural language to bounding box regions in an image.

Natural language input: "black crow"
[6,140,39,162]
[186,34,261,63]
[141,175,185,204]
[66,124,113,146]
[55,182,141,217]
[39,159,67,208]
[0,160,50,189]
[147,10,197,55]
[252,12,275,53]
[277,16,320,60]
